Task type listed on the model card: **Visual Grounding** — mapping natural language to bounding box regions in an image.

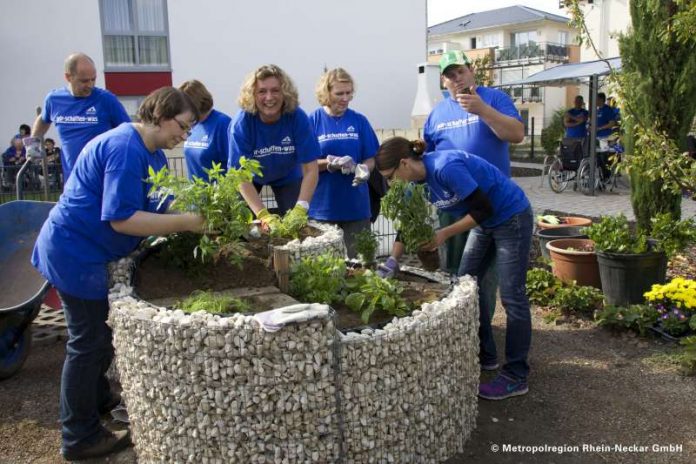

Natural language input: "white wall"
[0,0,104,143]
[580,0,630,61]
[168,0,426,129]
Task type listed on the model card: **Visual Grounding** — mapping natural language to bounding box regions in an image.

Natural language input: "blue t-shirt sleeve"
[293,109,321,164]
[439,158,478,200]
[108,93,131,127]
[41,93,53,124]
[228,113,252,169]
[101,145,147,222]
[423,113,435,152]
[359,114,379,162]
[216,115,231,166]
[491,90,522,122]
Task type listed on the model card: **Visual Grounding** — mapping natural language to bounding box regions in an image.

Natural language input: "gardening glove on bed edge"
[376,256,399,278]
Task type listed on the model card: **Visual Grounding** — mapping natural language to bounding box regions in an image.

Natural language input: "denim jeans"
[255,179,302,216]
[58,291,114,451]
[458,207,534,380]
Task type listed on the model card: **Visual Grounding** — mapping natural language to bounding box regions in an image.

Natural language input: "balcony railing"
[499,86,544,103]
[495,42,570,64]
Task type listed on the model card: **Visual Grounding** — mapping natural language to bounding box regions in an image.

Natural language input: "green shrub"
[289,253,346,304]
[526,268,561,306]
[344,270,411,324]
[595,304,659,336]
[354,229,379,265]
[551,284,604,316]
[540,108,566,156]
[176,290,250,315]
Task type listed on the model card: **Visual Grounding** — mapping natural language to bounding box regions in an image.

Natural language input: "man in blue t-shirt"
[564,95,588,139]
[419,50,523,341]
[595,92,618,138]
[27,53,130,181]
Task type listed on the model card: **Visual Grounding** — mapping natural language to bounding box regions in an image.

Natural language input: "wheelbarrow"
[0,200,56,379]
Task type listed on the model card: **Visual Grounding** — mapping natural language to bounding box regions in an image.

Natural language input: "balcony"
[495,42,570,65]
[499,86,544,104]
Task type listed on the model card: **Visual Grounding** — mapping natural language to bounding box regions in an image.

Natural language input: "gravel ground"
[2,249,695,463]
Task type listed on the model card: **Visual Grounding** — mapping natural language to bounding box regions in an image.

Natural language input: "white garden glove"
[326,155,355,175]
[22,137,44,160]
[352,163,369,187]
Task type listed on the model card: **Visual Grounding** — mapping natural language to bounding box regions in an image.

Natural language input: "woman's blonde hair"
[238,64,299,114]
[315,68,354,106]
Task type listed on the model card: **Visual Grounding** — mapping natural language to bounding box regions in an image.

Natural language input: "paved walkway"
[512,161,696,220]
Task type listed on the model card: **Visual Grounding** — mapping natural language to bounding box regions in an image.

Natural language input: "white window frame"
[99,0,171,72]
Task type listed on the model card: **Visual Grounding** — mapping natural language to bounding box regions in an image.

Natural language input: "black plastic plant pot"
[536,226,588,260]
[649,324,691,344]
[596,250,667,306]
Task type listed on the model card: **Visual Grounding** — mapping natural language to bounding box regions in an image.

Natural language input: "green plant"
[526,268,561,306]
[354,229,378,265]
[551,284,604,316]
[381,180,435,253]
[583,214,648,254]
[289,253,346,304]
[540,108,566,156]
[541,307,563,324]
[595,304,659,336]
[148,159,262,264]
[156,232,208,271]
[344,270,411,324]
[678,336,696,375]
[176,290,250,315]
[649,213,696,259]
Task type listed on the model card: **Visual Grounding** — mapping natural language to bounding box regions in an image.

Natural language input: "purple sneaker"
[479,373,528,400]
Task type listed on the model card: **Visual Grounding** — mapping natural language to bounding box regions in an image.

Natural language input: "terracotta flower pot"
[537,216,592,230]
[546,238,602,289]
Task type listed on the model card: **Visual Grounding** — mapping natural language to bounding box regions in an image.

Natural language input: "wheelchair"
[544,138,585,193]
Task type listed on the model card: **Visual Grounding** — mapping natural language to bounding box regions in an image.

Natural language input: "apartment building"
[427,5,581,134]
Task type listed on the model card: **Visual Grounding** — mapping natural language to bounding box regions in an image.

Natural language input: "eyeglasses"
[173,118,192,136]
[383,165,400,183]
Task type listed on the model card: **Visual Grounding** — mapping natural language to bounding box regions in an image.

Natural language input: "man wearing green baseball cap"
[424,49,527,398]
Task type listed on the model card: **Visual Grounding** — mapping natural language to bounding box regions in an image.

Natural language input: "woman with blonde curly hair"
[228,64,320,231]
[308,68,379,258]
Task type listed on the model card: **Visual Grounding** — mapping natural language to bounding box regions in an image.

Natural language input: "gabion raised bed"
[107,226,479,463]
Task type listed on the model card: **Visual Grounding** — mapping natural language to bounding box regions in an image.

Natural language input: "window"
[117,96,145,120]
[481,33,499,48]
[510,30,538,46]
[470,37,477,49]
[558,31,569,45]
[100,0,170,69]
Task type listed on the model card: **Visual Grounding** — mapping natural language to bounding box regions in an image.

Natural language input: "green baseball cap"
[439,50,471,74]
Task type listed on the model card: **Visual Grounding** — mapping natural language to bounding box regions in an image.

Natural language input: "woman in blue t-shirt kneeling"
[375,137,534,401]
[32,87,206,461]
[308,68,379,258]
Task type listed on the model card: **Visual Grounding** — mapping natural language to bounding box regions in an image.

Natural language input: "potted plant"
[381,180,438,271]
[537,214,592,231]
[545,238,601,289]
[584,213,696,306]
[354,229,379,269]
[644,277,696,342]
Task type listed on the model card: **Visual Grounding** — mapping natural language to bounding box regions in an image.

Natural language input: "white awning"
[504,57,622,87]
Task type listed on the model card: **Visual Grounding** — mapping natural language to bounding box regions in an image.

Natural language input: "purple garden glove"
[376,256,400,278]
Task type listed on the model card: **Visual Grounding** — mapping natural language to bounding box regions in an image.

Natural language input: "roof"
[428,5,569,37]
[504,57,622,86]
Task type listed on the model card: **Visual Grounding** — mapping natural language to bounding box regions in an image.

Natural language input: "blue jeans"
[458,207,533,380]
[255,180,302,216]
[58,291,114,451]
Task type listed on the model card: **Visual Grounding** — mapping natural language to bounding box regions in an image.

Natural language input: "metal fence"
[0,156,397,258]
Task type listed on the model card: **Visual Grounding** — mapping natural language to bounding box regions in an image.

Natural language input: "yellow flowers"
[644,277,696,310]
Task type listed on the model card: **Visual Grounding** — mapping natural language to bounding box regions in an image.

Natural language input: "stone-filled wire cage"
[108,251,480,463]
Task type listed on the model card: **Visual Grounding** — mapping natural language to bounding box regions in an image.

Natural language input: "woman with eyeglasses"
[32,87,207,461]
[179,80,232,182]
[307,68,379,258]
[229,64,320,232]
[375,137,533,402]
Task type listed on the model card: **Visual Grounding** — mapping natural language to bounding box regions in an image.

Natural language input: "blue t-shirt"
[423,87,521,177]
[422,149,530,228]
[596,104,617,137]
[228,108,321,187]
[41,87,131,180]
[183,109,232,182]
[565,108,588,138]
[307,108,378,221]
[32,124,168,299]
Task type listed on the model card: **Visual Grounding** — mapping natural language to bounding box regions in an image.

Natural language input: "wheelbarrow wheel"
[0,319,32,380]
